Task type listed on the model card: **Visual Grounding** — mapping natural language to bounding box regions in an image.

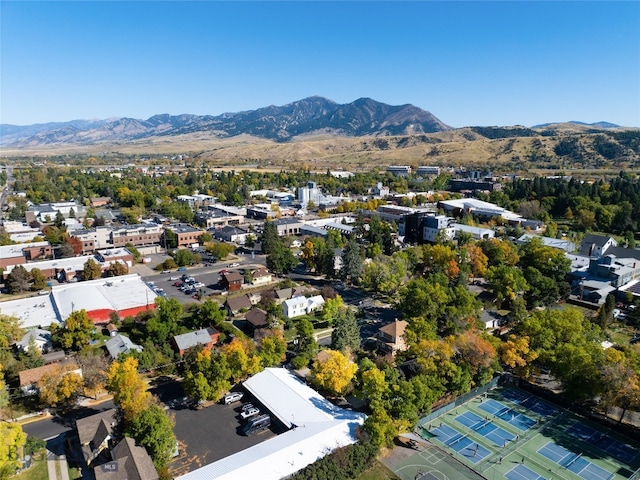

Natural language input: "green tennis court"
[384,385,640,480]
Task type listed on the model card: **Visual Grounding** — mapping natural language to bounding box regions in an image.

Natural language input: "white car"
[229,263,240,268]
[240,407,260,420]
[224,392,244,404]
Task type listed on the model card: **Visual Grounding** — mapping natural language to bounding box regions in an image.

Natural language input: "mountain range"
[1,96,453,147]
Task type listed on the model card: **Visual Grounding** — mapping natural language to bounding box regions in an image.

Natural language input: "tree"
[125,243,142,263]
[0,314,24,350]
[330,308,360,354]
[0,422,27,477]
[65,236,83,256]
[77,349,109,398]
[260,220,279,255]
[221,338,261,383]
[341,238,363,283]
[37,364,83,407]
[309,349,357,396]
[206,241,234,260]
[266,243,297,275]
[175,249,197,267]
[105,262,129,277]
[106,356,152,424]
[257,330,287,367]
[499,335,538,378]
[83,258,102,280]
[52,309,95,351]
[126,404,176,471]
[197,299,226,328]
[7,265,30,293]
[485,265,529,309]
[321,295,346,326]
[30,268,47,291]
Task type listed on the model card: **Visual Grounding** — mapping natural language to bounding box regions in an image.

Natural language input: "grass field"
[385,385,640,480]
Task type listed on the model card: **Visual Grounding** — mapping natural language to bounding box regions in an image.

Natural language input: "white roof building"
[177,368,366,480]
[0,294,60,329]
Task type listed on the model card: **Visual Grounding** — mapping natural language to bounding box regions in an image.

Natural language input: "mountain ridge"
[1,96,452,147]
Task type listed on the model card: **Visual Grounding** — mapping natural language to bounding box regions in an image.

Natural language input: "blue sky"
[1,1,639,127]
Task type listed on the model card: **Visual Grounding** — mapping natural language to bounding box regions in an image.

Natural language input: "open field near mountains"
[2,127,639,175]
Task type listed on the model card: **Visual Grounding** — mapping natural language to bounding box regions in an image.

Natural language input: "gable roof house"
[274,287,293,304]
[105,334,143,361]
[245,308,269,335]
[94,437,159,480]
[171,327,220,356]
[579,234,617,258]
[251,268,273,286]
[15,328,52,353]
[225,294,253,316]
[220,271,243,292]
[377,319,409,356]
[76,408,118,465]
[282,295,325,319]
[19,360,82,395]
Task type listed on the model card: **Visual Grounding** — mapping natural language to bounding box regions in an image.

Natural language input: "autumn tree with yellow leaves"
[37,364,83,407]
[106,357,151,424]
[309,349,357,396]
[0,422,27,477]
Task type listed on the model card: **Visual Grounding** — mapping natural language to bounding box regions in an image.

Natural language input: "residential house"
[94,437,159,480]
[19,360,82,395]
[579,234,617,258]
[15,328,52,353]
[274,287,293,305]
[282,295,325,319]
[90,197,112,208]
[225,294,253,316]
[245,308,268,335]
[105,334,143,361]
[220,272,243,292]
[42,350,66,364]
[251,268,272,287]
[376,320,409,355]
[171,328,220,356]
[76,408,118,465]
[215,226,251,244]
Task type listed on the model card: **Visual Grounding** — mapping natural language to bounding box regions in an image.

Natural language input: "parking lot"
[167,389,285,478]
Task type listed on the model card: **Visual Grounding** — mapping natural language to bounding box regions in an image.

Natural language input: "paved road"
[23,380,185,440]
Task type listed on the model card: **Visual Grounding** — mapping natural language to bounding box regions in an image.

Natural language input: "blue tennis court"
[538,442,614,480]
[567,422,639,464]
[502,388,558,417]
[505,464,547,480]
[478,398,536,431]
[428,423,491,464]
[455,411,515,447]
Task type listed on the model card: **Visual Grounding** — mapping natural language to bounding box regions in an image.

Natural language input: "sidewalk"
[47,450,70,480]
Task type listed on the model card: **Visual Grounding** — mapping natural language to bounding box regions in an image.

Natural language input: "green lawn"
[11,451,47,480]
[356,462,400,480]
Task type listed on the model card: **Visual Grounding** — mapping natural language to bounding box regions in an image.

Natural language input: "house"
[42,350,66,364]
[245,308,268,335]
[579,234,617,258]
[274,287,293,305]
[94,437,159,480]
[282,295,325,319]
[106,324,119,337]
[377,319,409,355]
[105,334,143,361]
[172,328,220,356]
[251,268,272,287]
[19,360,82,395]
[90,197,112,208]
[15,328,52,353]
[76,408,118,464]
[225,294,253,316]
[215,225,251,244]
[220,271,243,291]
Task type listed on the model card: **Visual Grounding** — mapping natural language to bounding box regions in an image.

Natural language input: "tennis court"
[455,411,515,447]
[478,398,537,431]
[567,422,639,465]
[429,423,491,464]
[538,441,615,480]
[505,464,546,480]
[502,388,559,418]
[386,385,639,480]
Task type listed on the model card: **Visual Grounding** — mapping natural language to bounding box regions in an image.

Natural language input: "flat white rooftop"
[177,368,365,480]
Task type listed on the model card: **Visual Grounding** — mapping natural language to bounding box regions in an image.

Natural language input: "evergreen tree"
[330,308,360,353]
[341,238,363,284]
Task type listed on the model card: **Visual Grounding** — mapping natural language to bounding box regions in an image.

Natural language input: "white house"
[16,329,52,353]
[282,295,325,319]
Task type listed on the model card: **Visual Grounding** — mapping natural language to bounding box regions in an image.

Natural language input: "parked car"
[219,269,229,275]
[243,414,271,435]
[224,392,244,404]
[161,270,170,274]
[169,276,179,281]
[240,402,255,412]
[240,407,260,420]
[229,263,240,268]
[178,267,187,271]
